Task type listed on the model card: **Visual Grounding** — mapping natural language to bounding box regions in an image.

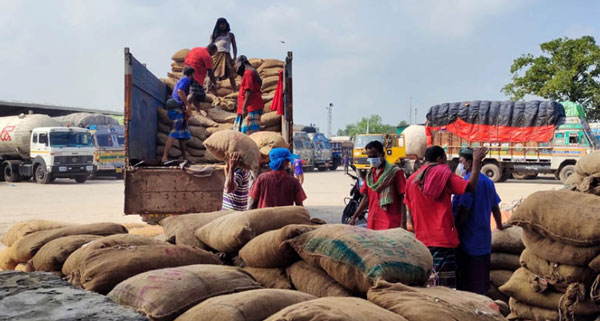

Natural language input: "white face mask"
[368,157,382,168]
[457,163,467,177]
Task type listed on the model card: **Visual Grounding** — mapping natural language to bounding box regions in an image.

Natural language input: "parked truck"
[293,131,314,171]
[426,100,599,183]
[123,48,294,215]
[0,114,95,184]
[88,125,125,179]
[307,132,333,171]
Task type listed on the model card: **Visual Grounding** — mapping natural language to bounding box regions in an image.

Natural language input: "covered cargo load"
[0,114,61,158]
[54,112,119,128]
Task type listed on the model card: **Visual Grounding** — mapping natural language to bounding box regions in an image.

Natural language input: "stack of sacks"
[249,131,289,163]
[566,151,600,195]
[488,226,525,303]
[500,190,600,321]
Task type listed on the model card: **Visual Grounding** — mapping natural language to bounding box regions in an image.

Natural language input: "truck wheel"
[480,163,502,183]
[74,175,88,183]
[512,172,538,180]
[3,164,21,182]
[558,165,576,183]
[318,166,328,172]
[34,165,52,184]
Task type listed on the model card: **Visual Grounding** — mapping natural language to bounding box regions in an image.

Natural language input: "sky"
[0,0,599,133]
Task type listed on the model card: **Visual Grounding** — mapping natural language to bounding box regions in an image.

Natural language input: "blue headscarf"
[269,148,299,171]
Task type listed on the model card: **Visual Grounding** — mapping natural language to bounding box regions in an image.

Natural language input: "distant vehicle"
[293,131,314,171]
[330,136,353,170]
[308,132,333,171]
[353,133,413,175]
[0,114,95,184]
[88,125,125,179]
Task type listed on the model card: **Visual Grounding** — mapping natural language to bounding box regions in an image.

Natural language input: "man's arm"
[177,89,191,118]
[230,33,237,61]
[465,147,488,193]
[208,69,217,89]
[248,197,258,210]
[455,206,471,229]
[349,196,368,225]
[492,205,504,230]
[242,89,251,117]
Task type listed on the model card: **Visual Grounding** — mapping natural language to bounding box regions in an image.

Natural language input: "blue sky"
[0,0,598,132]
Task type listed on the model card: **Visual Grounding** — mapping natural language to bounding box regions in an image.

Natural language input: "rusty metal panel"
[125,167,225,215]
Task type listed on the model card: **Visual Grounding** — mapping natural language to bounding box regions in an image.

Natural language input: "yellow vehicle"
[352,133,408,174]
[88,125,125,179]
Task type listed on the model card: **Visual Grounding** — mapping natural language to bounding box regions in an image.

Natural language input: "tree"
[397,120,409,127]
[337,115,397,137]
[502,36,600,120]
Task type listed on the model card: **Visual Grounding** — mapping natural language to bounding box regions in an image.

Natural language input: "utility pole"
[325,103,333,138]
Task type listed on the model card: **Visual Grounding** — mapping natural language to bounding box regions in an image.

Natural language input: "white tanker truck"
[0,114,95,184]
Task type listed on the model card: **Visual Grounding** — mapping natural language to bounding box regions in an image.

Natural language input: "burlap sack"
[14,262,34,272]
[171,64,183,73]
[2,220,71,247]
[62,234,167,281]
[589,254,600,272]
[490,269,514,289]
[0,247,17,270]
[249,58,264,69]
[108,265,261,321]
[491,253,521,270]
[203,130,259,170]
[11,223,127,263]
[487,285,509,303]
[507,298,562,321]
[262,94,274,103]
[522,229,600,266]
[127,225,164,237]
[216,88,233,97]
[158,122,171,134]
[157,106,171,125]
[160,210,235,246]
[168,71,182,79]
[576,151,600,176]
[186,148,206,158]
[491,226,524,254]
[239,224,317,268]
[286,261,351,297]
[206,123,234,135]
[367,280,505,321]
[500,268,600,314]
[261,76,279,90]
[259,67,281,79]
[80,244,222,294]
[188,113,218,127]
[262,84,278,94]
[263,125,282,132]
[189,126,209,140]
[196,206,311,253]
[156,145,182,158]
[508,190,600,246]
[242,267,292,290]
[265,297,407,321]
[249,131,288,156]
[207,108,237,124]
[32,234,102,272]
[171,49,189,62]
[164,78,177,91]
[261,111,281,127]
[520,249,596,291]
[286,225,433,294]
[258,59,284,72]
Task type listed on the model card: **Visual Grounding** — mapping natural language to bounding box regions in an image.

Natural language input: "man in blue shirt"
[452,148,504,295]
[162,66,195,163]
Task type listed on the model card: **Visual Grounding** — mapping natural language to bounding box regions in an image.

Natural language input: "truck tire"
[512,171,538,180]
[3,164,21,182]
[558,165,576,183]
[480,163,502,183]
[74,175,88,183]
[34,165,52,184]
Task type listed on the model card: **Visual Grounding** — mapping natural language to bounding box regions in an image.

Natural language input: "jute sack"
[14,262,34,272]
[189,126,209,141]
[0,247,17,270]
[520,249,596,292]
[261,76,279,90]
[187,148,206,158]
[32,234,102,272]
[127,225,164,237]
[62,234,167,281]
[108,265,261,321]
[249,131,288,156]
[487,285,509,303]
[80,244,222,294]
[508,190,600,246]
[576,151,600,176]
[262,84,278,94]
[286,261,351,297]
[239,224,317,268]
[216,88,234,97]
[11,222,127,263]
[203,130,259,171]
[259,67,281,79]
[242,267,292,290]
[490,270,514,289]
[507,298,563,321]
[522,228,600,266]
[499,268,600,315]
[206,123,234,135]
[589,254,600,272]
[491,226,524,254]
[171,49,189,62]
[265,297,407,321]
[156,145,182,158]
[257,59,284,73]
[261,111,281,127]
[188,113,219,127]
[159,210,235,246]
[207,108,237,124]
[175,289,315,321]
[367,280,505,321]
[158,122,171,134]
[196,206,311,253]
[157,107,171,126]
[168,71,182,79]
[491,253,521,270]
[249,58,264,69]
[2,220,71,247]
[263,125,282,132]
[286,225,433,294]
[164,78,177,91]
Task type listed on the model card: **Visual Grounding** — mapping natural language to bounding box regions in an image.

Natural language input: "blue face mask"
[368,157,382,168]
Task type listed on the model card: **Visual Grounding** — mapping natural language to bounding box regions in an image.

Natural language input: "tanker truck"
[0,114,96,184]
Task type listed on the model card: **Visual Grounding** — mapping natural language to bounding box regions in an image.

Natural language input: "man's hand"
[473,147,489,161]
[228,152,241,169]
[348,216,357,225]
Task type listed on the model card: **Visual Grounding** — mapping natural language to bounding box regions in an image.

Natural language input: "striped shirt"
[222,168,251,211]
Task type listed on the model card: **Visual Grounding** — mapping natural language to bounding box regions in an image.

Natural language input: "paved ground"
[0,169,563,244]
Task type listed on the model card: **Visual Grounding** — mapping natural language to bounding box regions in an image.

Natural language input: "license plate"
[86,166,94,171]
[59,167,67,172]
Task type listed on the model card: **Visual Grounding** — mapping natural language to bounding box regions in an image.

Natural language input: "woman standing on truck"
[210,17,238,91]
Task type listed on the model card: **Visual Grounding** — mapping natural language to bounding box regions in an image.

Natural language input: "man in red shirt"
[404,145,487,288]
[348,140,407,230]
[249,148,306,209]
[233,55,264,135]
[183,44,217,102]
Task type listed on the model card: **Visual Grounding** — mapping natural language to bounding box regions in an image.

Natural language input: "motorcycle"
[341,164,367,225]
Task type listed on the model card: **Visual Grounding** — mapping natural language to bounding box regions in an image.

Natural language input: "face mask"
[368,157,382,168]
[457,163,467,176]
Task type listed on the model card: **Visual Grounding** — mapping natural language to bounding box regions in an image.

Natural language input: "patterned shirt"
[222,168,251,211]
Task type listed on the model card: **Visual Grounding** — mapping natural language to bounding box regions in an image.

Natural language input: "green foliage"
[337,115,397,137]
[502,36,600,120]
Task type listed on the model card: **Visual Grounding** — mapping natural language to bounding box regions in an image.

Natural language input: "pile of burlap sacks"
[54,112,119,128]
[488,226,525,304]
[566,151,600,196]
[498,152,600,321]
[157,49,284,163]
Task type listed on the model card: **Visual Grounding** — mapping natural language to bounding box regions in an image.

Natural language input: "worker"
[222,151,252,211]
[233,55,264,135]
[293,158,304,185]
[161,66,195,164]
[183,44,218,102]
[348,141,407,230]
[404,145,488,288]
[249,148,306,209]
[452,148,504,295]
[210,17,238,91]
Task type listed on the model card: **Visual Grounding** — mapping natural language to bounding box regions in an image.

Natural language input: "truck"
[88,125,125,179]
[0,114,95,184]
[352,133,408,174]
[123,48,294,215]
[293,131,314,172]
[330,136,353,169]
[307,132,333,171]
[426,100,599,183]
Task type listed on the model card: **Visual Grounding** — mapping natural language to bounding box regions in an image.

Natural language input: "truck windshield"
[50,131,94,147]
[95,134,113,147]
[293,141,305,149]
[117,135,125,146]
[354,135,384,149]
